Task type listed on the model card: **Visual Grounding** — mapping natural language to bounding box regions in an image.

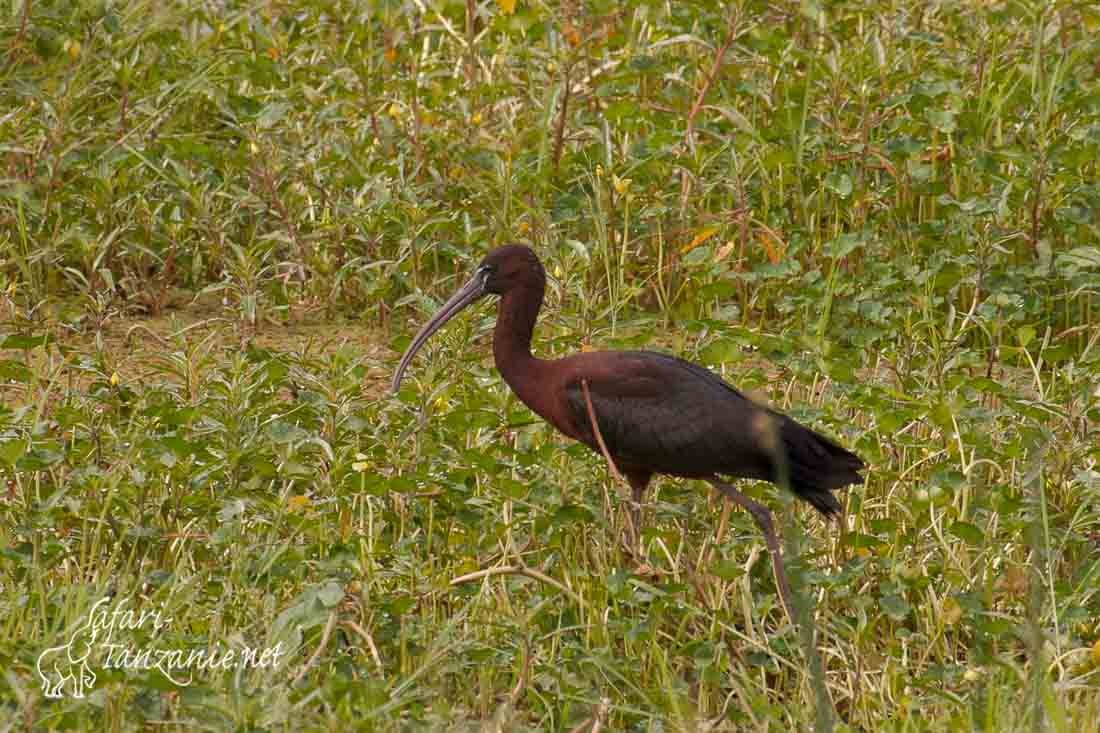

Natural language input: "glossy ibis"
[392,244,864,611]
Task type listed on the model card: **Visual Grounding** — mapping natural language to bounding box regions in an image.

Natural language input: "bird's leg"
[624,471,650,558]
[706,478,794,618]
[629,479,645,541]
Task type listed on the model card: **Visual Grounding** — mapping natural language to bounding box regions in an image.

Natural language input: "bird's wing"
[561,351,771,478]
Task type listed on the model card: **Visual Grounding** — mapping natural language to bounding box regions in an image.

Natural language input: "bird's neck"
[489,276,578,439]
[493,284,542,370]
[489,274,574,434]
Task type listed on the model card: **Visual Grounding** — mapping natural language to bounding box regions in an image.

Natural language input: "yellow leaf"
[681,226,719,254]
[339,508,352,541]
[942,596,963,626]
[562,20,581,46]
[995,565,1028,598]
[757,229,787,264]
[497,0,517,15]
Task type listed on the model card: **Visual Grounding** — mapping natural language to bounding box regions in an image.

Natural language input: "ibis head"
[391,245,540,393]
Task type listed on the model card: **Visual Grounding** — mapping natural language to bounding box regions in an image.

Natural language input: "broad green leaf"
[1,334,49,350]
[880,594,911,620]
[824,171,853,197]
[826,233,863,259]
[949,521,984,545]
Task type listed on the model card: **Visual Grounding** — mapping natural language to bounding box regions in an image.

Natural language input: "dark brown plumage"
[392,244,865,611]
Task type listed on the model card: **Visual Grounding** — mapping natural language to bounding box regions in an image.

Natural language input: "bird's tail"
[779,417,865,517]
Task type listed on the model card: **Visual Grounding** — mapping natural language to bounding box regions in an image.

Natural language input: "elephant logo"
[36,597,111,699]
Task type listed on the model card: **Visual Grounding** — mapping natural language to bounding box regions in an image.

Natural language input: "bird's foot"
[706,478,796,619]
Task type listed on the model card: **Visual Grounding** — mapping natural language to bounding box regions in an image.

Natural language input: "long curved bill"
[391,266,490,393]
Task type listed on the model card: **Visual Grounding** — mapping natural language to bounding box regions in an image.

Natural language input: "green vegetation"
[2,0,1099,729]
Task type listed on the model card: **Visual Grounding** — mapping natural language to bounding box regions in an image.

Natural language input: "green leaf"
[564,239,589,262]
[218,499,247,522]
[317,581,344,608]
[700,338,739,365]
[826,233,863,259]
[926,108,957,133]
[949,521,984,545]
[1056,247,1100,271]
[708,105,758,137]
[880,594,911,620]
[0,360,33,383]
[907,160,934,182]
[496,477,526,498]
[0,439,26,466]
[843,533,885,550]
[267,420,308,444]
[257,102,291,129]
[1,333,50,350]
[709,559,744,581]
[551,504,594,525]
[930,401,954,432]
[824,171,853,197]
